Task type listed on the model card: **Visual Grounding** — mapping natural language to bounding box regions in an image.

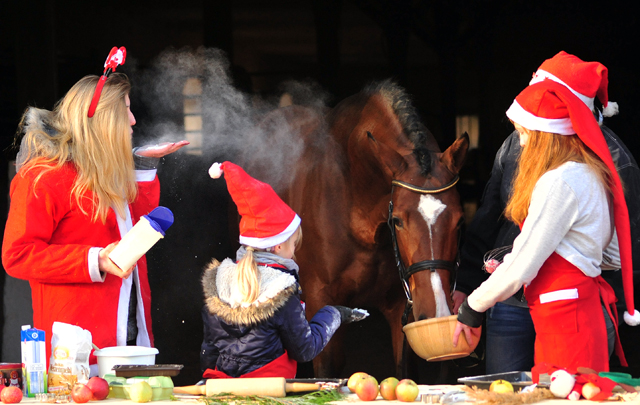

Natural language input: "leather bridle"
[387,175,460,325]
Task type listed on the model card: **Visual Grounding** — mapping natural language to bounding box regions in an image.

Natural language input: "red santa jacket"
[2,161,159,364]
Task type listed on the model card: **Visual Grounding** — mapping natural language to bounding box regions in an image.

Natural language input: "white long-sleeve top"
[468,161,615,313]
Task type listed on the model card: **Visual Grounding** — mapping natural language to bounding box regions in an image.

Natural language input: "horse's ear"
[367,131,407,177]
[441,132,469,174]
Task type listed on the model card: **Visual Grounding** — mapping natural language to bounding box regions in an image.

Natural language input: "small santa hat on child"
[506,80,640,333]
[209,161,301,249]
[529,51,619,118]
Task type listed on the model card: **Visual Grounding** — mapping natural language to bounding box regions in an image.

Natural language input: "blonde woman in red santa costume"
[2,53,188,376]
[454,71,639,372]
[201,162,368,378]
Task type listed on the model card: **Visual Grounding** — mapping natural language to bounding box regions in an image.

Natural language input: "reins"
[387,175,460,325]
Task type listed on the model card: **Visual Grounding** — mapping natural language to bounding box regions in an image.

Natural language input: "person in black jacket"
[200,161,367,378]
[453,51,640,374]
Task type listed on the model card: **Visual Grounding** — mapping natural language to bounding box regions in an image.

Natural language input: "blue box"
[20,325,47,397]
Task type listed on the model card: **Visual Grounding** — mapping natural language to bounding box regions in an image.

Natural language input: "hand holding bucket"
[108,207,174,271]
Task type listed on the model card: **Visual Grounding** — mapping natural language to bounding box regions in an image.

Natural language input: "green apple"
[379,377,399,400]
[395,379,419,402]
[129,381,153,403]
[489,380,514,394]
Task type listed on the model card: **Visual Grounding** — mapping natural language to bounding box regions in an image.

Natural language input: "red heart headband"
[87,46,127,118]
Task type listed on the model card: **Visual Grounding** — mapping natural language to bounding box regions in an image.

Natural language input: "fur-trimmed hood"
[202,258,300,326]
[22,107,55,134]
[16,107,59,172]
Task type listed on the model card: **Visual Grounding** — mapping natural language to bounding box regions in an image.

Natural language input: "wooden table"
[18,384,640,405]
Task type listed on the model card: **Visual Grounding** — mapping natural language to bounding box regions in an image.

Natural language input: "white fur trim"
[88,247,106,282]
[506,100,575,135]
[603,101,619,117]
[209,162,223,179]
[135,169,157,182]
[215,258,297,308]
[624,309,640,326]
[530,69,595,111]
[568,391,581,401]
[114,205,135,345]
[240,214,301,249]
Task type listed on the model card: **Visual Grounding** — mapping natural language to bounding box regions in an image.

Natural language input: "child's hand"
[333,306,369,324]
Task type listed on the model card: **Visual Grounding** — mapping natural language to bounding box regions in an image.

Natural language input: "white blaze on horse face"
[418,194,446,226]
[418,194,446,260]
[431,272,452,317]
[417,195,451,316]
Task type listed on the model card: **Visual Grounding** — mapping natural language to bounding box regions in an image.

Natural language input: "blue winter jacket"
[200,257,341,377]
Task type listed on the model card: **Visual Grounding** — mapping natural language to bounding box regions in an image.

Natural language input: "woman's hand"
[452,320,481,347]
[135,140,190,158]
[98,242,134,279]
[452,291,468,314]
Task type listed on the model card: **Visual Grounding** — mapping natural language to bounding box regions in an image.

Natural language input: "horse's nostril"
[417,314,427,321]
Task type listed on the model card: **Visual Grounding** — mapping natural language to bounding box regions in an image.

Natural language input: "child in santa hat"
[454,66,638,371]
[200,161,368,378]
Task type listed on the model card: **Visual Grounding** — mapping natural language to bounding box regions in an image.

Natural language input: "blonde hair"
[235,227,302,304]
[17,73,136,222]
[505,128,613,225]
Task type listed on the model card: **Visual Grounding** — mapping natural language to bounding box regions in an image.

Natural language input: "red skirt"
[525,253,626,371]
[203,351,297,379]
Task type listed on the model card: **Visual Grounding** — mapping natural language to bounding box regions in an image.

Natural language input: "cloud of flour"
[129,47,330,191]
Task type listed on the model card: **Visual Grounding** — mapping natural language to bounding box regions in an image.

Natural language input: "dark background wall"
[1,0,640,385]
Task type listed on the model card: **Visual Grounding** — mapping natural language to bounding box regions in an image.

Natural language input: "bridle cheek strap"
[387,175,460,325]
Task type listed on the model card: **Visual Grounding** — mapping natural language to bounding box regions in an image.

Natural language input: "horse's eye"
[393,217,404,229]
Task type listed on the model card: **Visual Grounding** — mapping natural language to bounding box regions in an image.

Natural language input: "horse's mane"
[364,80,432,175]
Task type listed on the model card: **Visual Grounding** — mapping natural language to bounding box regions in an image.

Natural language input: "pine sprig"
[200,389,345,405]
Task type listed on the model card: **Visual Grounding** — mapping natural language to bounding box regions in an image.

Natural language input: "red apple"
[71,383,93,404]
[355,375,379,401]
[86,377,110,400]
[347,372,370,393]
[1,386,22,404]
[395,379,419,402]
[379,377,399,400]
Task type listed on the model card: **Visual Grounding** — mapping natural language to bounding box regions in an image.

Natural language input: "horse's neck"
[346,155,391,248]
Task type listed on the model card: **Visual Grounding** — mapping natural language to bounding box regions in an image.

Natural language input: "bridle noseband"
[387,175,460,325]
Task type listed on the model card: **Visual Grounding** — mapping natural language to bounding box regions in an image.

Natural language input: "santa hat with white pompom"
[524,52,638,328]
[507,79,640,330]
[209,161,301,249]
[529,51,619,119]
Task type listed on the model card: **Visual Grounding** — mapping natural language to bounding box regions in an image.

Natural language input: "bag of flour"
[47,322,92,395]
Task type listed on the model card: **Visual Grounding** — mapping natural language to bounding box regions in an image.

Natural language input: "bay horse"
[242,80,469,378]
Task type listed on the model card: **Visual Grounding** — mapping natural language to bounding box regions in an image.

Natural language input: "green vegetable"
[200,388,345,405]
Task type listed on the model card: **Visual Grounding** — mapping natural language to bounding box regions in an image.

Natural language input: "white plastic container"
[108,216,164,271]
[93,346,159,378]
[108,206,174,271]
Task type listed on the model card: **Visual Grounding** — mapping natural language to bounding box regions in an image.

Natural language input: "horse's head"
[355,81,469,322]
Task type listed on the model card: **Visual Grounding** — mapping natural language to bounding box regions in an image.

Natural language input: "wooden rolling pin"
[173,377,321,397]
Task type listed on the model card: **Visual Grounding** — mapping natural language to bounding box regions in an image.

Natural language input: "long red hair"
[505,128,613,226]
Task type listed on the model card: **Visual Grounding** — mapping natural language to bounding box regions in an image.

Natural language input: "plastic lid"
[0,363,22,369]
[144,206,174,234]
[93,346,159,357]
